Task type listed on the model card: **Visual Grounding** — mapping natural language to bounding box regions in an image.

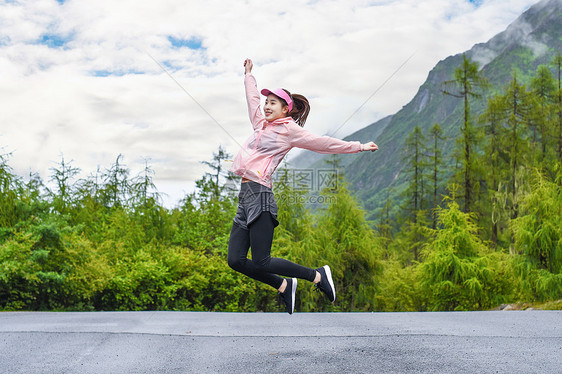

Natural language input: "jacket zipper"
[259,157,272,180]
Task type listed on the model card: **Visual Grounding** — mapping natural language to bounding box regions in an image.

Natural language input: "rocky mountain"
[290,0,562,221]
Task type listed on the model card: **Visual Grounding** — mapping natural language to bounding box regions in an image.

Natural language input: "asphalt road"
[1,311,561,373]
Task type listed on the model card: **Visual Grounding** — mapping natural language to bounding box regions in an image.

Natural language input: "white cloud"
[0,0,538,207]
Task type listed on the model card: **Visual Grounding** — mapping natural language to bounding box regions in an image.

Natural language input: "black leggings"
[227,212,316,289]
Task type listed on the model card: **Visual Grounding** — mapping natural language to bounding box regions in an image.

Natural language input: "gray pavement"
[1,311,561,373]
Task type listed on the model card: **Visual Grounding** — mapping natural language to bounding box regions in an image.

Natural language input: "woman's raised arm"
[243,59,265,130]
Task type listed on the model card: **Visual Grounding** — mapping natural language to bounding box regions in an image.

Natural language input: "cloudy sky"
[0,0,539,206]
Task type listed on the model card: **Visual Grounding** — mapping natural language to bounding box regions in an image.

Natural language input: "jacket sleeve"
[288,121,362,154]
[244,73,265,130]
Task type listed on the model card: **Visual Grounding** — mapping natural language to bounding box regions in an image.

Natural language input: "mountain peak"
[470,0,560,68]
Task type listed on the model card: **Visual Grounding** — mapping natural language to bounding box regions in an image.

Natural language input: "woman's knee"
[228,255,244,271]
[252,255,271,272]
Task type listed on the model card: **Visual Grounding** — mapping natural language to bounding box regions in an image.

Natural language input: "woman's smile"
[264,94,288,121]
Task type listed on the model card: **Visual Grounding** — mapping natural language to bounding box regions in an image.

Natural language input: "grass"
[493,299,562,311]
[532,299,562,310]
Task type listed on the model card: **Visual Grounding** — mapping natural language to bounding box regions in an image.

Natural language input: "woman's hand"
[361,142,378,152]
[244,58,253,74]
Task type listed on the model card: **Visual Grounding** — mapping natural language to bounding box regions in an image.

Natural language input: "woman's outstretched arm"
[288,121,377,154]
[243,58,265,130]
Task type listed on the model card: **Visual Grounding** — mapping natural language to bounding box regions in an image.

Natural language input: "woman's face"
[264,94,289,122]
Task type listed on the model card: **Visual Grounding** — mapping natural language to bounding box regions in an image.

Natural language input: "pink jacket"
[230,73,362,188]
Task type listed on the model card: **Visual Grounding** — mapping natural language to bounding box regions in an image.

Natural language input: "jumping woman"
[228,58,378,314]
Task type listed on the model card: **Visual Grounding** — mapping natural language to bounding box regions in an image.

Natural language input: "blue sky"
[40,33,70,48]
[168,36,204,50]
[0,0,539,206]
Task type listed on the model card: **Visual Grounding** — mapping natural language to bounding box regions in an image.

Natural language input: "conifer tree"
[441,54,489,212]
[376,190,393,251]
[49,155,80,215]
[529,65,556,164]
[428,123,444,229]
[402,125,427,216]
[512,169,562,275]
[502,71,533,222]
[553,53,562,161]
[480,95,506,245]
[401,125,429,261]
[0,152,18,228]
[511,167,562,302]
[418,196,508,310]
[200,145,232,200]
[130,160,170,242]
[130,159,160,208]
[101,154,130,208]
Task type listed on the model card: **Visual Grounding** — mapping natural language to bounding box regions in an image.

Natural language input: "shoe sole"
[323,265,336,303]
[290,278,297,314]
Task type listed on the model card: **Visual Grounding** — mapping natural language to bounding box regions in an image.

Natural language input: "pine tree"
[480,95,506,245]
[553,53,562,162]
[129,160,170,243]
[441,54,489,212]
[200,145,233,200]
[402,125,427,215]
[130,159,160,208]
[401,125,429,261]
[511,167,562,302]
[529,65,556,164]
[428,123,444,229]
[0,152,18,228]
[502,71,533,223]
[101,154,130,208]
[512,169,562,274]
[418,198,508,310]
[49,155,80,215]
[376,189,393,251]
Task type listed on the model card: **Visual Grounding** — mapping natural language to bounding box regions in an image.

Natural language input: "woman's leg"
[248,212,316,283]
[227,221,283,289]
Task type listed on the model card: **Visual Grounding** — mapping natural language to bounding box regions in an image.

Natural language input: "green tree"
[511,167,562,302]
[479,95,506,245]
[130,159,160,207]
[512,169,562,274]
[0,232,40,309]
[49,156,80,215]
[402,125,427,216]
[400,125,429,261]
[553,53,562,161]
[441,54,489,212]
[129,160,171,243]
[418,196,510,311]
[428,123,444,229]
[375,189,393,251]
[101,154,130,208]
[529,65,556,163]
[502,71,533,223]
[200,145,234,200]
[0,152,19,229]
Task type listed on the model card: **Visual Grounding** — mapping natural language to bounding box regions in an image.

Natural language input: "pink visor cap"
[261,88,293,112]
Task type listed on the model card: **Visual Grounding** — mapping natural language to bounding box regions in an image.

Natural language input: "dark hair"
[281,89,310,127]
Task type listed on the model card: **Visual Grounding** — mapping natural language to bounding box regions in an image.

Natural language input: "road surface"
[1,311,561,373]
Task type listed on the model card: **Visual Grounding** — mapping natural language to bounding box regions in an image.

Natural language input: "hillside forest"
[1,54,561,312]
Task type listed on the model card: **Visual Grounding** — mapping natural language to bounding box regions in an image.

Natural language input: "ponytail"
[282,89,310,127]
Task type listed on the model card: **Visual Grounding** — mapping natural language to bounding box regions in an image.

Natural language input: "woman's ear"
[283,105,290,115]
